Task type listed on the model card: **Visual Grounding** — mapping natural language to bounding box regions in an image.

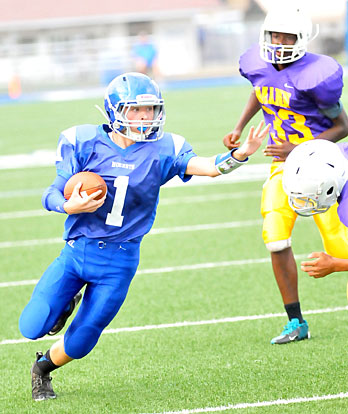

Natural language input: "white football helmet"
[283,140,348,216]
[259,5,318,64]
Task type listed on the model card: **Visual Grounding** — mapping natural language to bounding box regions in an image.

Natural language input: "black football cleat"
[31,352,56,401]
[48,291,82,336]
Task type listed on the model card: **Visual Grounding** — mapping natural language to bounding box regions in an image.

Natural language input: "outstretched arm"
[186,120,270,177]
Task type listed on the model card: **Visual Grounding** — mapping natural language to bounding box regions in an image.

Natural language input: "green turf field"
[1,84,348,413]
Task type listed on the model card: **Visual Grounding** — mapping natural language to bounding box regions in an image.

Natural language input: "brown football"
[64,171,107,200]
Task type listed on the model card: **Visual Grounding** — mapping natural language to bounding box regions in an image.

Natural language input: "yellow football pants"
[261,162,348,258]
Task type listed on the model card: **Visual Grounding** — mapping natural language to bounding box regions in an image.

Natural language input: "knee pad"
[19,298,51,339]
[262,209,295,248]
[266,238,291,252]
[64,325,101,359]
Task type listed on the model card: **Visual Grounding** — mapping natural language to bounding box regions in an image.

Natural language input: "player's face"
[271,32,297,58]
[271,32,297,46]
[125,105,155,134]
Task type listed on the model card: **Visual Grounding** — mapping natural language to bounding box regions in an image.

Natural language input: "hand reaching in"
[263,137,296,161]
[233,120,271,160]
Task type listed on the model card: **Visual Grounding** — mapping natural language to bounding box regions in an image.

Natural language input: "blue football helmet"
[104,72,165,142]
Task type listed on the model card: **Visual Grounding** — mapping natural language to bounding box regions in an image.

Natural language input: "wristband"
[215,148,248,175]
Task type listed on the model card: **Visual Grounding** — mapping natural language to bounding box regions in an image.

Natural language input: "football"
[64,171,107,200]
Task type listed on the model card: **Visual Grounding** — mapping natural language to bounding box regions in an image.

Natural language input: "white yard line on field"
[0,188,46,198]
[0,191,262,220]
[0,279,40,287]
[1,305,347,346]
[0,150,270,184]
[0,255,285,288]
[0,219,263,249]
[140,392,348,414]
[0,210,49,219]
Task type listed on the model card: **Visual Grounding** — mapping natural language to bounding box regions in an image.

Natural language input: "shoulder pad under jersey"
[239,44,269,79]
[285,53,343,107]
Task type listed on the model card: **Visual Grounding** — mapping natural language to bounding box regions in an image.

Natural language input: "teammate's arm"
[301,251,348,278]
[223,90,262,150]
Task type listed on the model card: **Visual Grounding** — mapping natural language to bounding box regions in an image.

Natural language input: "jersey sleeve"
[310,69,343,109]
[41,175,68,213]
[40,127,80,213]
[160,134,197,185]
[239,44,265,81]
[42,125,87,213]
[55,126,82,179]
[302,56,343,109]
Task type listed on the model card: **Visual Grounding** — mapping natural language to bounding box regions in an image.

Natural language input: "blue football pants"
[19,237,140,359]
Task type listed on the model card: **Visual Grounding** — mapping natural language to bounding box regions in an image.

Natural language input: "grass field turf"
[1,84,348,413]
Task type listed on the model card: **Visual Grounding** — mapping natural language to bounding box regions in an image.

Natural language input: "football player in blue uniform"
[19,72,270,401]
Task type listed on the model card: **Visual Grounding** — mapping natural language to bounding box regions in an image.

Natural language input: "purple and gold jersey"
[337,143,348,227]
[43,124,196,242]
[240,44,343,147]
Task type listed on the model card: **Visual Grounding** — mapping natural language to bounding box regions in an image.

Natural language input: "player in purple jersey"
[283,139,348,278]
[223,4,348,344]
[20,72,270,401]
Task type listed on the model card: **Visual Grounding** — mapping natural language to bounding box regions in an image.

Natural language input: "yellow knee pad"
[262,210,296,251]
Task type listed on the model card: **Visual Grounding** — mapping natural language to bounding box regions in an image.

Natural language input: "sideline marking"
[1,305,347,346]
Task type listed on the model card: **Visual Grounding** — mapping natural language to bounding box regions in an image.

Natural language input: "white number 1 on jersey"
[105,176,129,227]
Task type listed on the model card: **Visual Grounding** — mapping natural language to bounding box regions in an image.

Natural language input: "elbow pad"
[319,100,343,119]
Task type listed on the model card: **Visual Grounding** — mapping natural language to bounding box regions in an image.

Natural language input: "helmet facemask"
[287,180,339,217]
[260,33,306,64]
[107,98,165,142]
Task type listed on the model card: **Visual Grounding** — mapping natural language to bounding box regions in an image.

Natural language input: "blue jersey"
[43,124,196,241]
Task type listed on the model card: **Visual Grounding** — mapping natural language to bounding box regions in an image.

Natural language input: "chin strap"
[310,24,320,43]
[95,105,111,124]
[215,148,248,175]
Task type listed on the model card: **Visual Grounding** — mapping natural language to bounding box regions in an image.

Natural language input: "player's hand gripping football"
[63,182,107,215]
[232,120,270,160]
